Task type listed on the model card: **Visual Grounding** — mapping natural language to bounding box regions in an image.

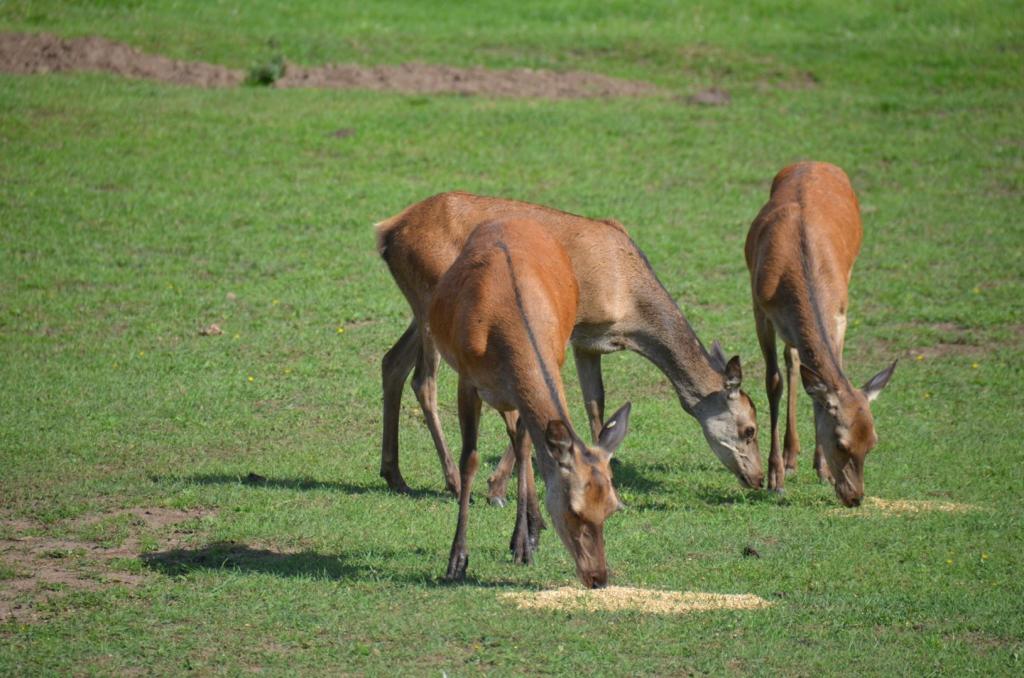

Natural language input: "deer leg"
[486,443,516,507]
[445,378,481,582]
[526,440,545,550]
[380,321,418,494]
[505,412,536,565]
[812,401,835,485]
[412,331,460,497]
[755,309,785,494]
[574,349,605,444]
[783,345,801,476]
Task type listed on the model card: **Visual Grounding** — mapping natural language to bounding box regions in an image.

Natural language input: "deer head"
[801,360,897,507]
[542,403,630,589]
[697,345,763,489]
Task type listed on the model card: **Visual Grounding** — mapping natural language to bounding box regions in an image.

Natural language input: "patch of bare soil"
[276,61,660,99]
[0,32,243,87]
[685,87,731,106]
[829,497,979,517]
[0,508,213,623]
[0,32,660,99]
[900,323,984,360]
[851,321,990,363]
[500,586,772,614]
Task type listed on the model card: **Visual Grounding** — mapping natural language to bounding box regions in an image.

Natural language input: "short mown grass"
[1,1,1022,675]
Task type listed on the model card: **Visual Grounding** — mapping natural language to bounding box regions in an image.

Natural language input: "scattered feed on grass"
[500,586,773,614]
[829,497,979,517]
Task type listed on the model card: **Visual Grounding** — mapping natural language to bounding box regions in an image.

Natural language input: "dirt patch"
[500,586,772,614]
[685,87,731,106]
[0,32,243,87]
[850,321,992,363]
[0,507,213,623]
[276,61,659,99]
[0,32,660,99]
[829,497,978,517]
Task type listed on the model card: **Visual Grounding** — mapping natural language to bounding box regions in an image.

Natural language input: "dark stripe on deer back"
[798,220,844,379]
[494,239,573,429]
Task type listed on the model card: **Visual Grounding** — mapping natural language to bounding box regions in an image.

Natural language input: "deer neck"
[628,288,723,414]
[796,329,851,396]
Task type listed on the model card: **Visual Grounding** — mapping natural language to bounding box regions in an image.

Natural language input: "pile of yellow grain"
[830,497,978,517]
[500,586,772,614]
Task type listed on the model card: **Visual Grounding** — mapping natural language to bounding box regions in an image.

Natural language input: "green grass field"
[2,1,1022,674]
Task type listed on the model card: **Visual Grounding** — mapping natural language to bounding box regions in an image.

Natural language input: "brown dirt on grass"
[0,508,213,623]
[277,61,661,99]
[500,586,772,614]
[0,32,660,99]
[849,321,998,364]
[0,32,243,87]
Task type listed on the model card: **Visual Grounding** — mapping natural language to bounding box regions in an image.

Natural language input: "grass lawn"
[1,1,1022,675]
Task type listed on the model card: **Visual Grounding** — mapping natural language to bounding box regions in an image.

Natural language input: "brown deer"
[745,162,896,506]
[429,218,629,587]
[376,192,763,499]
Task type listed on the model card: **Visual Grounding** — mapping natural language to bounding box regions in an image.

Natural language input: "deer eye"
[743,426,756,440]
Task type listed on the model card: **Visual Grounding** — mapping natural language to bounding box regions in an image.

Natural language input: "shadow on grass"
[610,458,665,494]
[695,484,838,509]
[141,541,537,589]
[695,486,783,506]
[477,454,665,496]
[168,473,451,500]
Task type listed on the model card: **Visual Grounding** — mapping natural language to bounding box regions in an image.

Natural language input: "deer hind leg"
[380,321,418,494]
[445,378,482,582]
[755,308,785,494]
[486,442,516,508]
[574,349,605,444]
[412,330,460,497]
[783,345,801,476]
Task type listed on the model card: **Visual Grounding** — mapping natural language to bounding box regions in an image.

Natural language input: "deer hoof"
[445,553,469,581]
[488,496,507,508]
[382,472,412,495]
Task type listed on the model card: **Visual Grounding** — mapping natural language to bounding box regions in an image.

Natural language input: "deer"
[376,192,763,502]
[745,162,897,507]
[429,217,629,587]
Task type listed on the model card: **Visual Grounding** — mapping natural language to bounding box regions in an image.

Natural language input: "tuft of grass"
[244,53,286,86]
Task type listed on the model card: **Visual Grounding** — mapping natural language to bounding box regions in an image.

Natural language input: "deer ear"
[724,355,742,395]
[545,420,574,466]
[710,341,727,371]
[863,359,897,402]
[597,402,631,456]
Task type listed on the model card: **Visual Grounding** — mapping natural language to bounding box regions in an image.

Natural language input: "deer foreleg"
[783,345,801,475]
[755,309,785,493]
[574,349,606,444]
[445,379,481,582]
[508,414,536,565]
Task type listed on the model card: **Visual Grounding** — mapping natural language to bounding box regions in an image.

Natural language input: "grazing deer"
[745,162,896,506]
[376,192,763,499]
[429,218,629,587]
